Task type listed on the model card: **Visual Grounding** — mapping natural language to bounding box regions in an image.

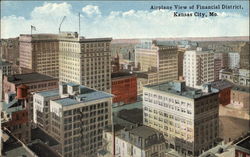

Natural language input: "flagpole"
[31,25,32,37]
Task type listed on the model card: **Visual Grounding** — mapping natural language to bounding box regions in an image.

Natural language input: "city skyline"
[1,1,249,39]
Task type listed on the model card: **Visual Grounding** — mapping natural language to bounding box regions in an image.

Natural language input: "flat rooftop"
[31,127,59,146]
[128,125,161,139]
[36,89,59,97]
[232,85,250,93]
[20,33,112,43]
[111,72,134,79]
[28,142,61,157]
[118,108,143,124]
[145,81,219,99]
[0,60,11,66]
[6,72,57,85]
[211,80,234,90]
[53,84,113,106]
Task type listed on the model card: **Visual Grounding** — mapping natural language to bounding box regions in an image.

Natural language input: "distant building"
[214,52,228,69]
[0,60,12,76]
[19,34,59,78]
[135,71,159,95]
[239,69,250,86]
[219,69,250,86]
[0,37,19,65]
[111,53,120,73]
[235,135,250,157]
[211,80,234,106]
[135,40,178,83]
[214,54,226,81]
[177,50,185,78]
[228,52,240,70]
[231,85,250,110]
[219,69,238,84]
[239,42,249,69]
[214,58,222,81]
[143,81,220,156]
[58,32,112,93]
[45,82,113,157]
[183,49,214,88]
[100,125,166,157]
[111,72,137,105]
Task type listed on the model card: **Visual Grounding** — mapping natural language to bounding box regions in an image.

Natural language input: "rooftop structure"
[54,82,113,107]
[211,80,234,91]
[145,80,219,99]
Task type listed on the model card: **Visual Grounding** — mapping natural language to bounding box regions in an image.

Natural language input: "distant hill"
[112,36,249,44]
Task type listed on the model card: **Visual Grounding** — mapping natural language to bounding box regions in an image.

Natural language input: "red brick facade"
[112,75,137,104]
[235,150,250,157]
[219,87,231,106]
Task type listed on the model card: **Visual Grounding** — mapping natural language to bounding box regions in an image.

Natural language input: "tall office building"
[39,82,112,157]
[177,49,185,78]
[228,52,240,70]
[135,40,178,84]
[240,42,249,69]
[0,60,12,76]
[143,81,219,156]
[59,32,112,93]
[19,34,59,77]
[183,49,214,88]
[214,52,228,69]
[19,32,112,93]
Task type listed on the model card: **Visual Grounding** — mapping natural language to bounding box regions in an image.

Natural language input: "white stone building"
[143,80,220,157]
[228,52,240,70]
[59,32,112,93]
[33,82,113,157]
[183,49,214,88]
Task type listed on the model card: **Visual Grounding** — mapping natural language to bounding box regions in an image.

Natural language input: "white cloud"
[1,2,249,39]
[31,2,72,18]
[82,5,101,16]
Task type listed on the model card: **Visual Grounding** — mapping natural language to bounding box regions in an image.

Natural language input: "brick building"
[111,72,137,105]
[111,53,120,73]
[3,72,58,119]
[211,80,234,106]
[1,85,30,143]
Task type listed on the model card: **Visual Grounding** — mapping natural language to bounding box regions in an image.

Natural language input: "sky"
[1,1,249,39]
